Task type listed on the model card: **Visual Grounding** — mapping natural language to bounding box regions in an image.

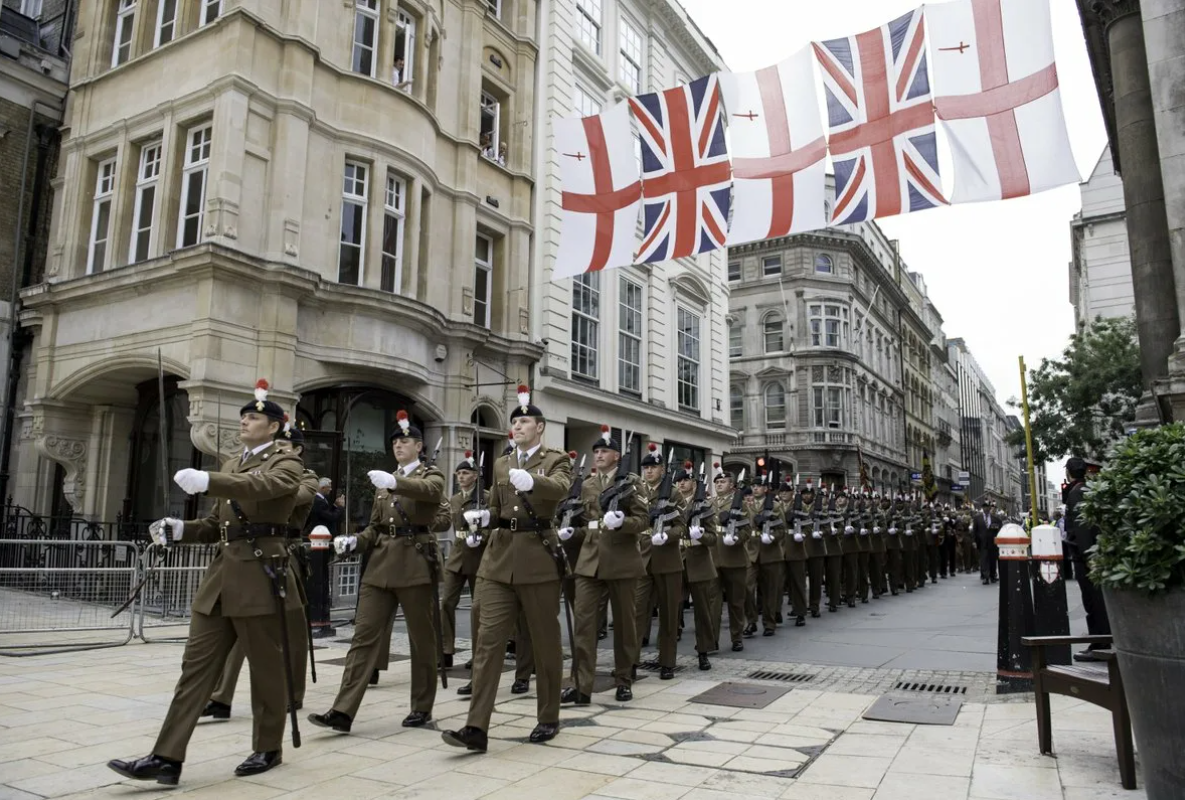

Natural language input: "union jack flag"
[630,75,732,264]
[813,10,946,225]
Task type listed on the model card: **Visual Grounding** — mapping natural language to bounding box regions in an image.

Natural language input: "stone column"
[1093,1,1179,421]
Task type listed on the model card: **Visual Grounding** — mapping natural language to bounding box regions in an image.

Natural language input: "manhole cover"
[863,694,963,725]
[747,670,815,683]
[690,681,792,709]
[319,653,410,667]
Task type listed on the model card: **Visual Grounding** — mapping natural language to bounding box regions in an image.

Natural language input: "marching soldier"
[782,485,810,627]
[853,489,873,603]
[636,443,687,682]
[749,475,786,636]
[900,494,919,592]
[108,379,303,784]
[881,493,903,595]
[820,486,844,612]
[202,421,317,720]
[712,467,751,651]
[958,502,977,574]
[923,499,941,585]
[441,387,572,752]
[676,462,718,670]
[800,481,827,618]
[939,502,958,578]
[562,428,647,702]
[309,410,446,734]
[834,488,860,608]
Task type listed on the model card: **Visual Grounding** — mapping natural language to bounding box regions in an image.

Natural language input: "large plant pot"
[1103,587,1185,798]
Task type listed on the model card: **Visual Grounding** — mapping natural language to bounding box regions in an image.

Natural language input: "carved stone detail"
[34,435,88,509]
[1087,0,1141,26]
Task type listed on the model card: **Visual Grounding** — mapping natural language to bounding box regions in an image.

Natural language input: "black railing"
[1,500,153,543]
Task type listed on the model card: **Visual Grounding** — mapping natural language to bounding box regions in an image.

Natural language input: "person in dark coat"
[1063,457,1111,662]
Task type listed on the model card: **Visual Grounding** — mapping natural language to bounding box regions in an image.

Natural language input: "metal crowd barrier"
[0,538,139,656]
[136,543,218,643]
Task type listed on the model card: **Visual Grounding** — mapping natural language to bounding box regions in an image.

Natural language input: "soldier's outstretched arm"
[182,505,222,543]
[205,455,303,500]
[395,469,447,502]
[525,453,572,501]
[296,472,320,506]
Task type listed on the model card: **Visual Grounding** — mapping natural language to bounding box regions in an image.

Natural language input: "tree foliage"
[1007,316,1142,463]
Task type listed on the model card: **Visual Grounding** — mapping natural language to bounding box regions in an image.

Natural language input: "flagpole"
[1018,356,1040,529]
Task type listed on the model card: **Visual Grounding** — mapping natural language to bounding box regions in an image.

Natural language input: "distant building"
[1069,145,1134,327]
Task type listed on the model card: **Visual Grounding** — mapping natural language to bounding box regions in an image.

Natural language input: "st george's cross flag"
[552,103,643,279]
[927,0,1080,203]
[630,74,732,264]
[813,9,946,225]
[717,46,828,246]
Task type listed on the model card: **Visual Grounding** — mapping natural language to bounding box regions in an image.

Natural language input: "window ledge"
[571,42,612,92]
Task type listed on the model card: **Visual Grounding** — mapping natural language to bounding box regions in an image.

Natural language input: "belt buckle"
[510,518,518,532]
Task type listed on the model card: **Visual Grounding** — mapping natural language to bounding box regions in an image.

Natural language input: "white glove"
[508,469,535,492]
[689,525,704,541]
[603,511,625,530]
[462,509,490,528]
[368,470,397,491]
[333,535,357,554]
[811,531,822,540]
[723,533,738,546]
[149,518,184,545]
[844,525,855,535]
[931,526,938,534]
[793,532,804,543]
[651,531,669,546]
[173,468,209,495]
[761,532,774,545]
[558,526,575,541]
[465,534,482,549]
[889,527,898,535]
[905,528,913,536]
[873,526,881,534]
[859,528,869,536]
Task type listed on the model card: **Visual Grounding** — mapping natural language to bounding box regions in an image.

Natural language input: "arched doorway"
[297,386,423,531]
[125,377,213,523]
[469,404,504,492]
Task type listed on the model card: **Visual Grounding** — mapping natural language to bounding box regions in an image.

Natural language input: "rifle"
[425,436,447,689]
[555,452,587,531]
[111,350,172,618]
[601,429,635,513]
[718,468,749,544]
[648,450,680,543]
[688,462,710,529]
[465,450,487,544]
[754,464,783,542]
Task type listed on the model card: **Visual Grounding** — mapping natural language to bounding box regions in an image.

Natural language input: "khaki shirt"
[356,462,447,589]
[748,496,786,564]
[183,441,304,617]
[574,468,647,580]
[681,488,718,582]
[640,480,687,576]
[712,491,752,569]
[445,487,489,576]
[477,446,572,585]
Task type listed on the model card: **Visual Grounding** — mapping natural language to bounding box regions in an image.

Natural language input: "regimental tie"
[518,452,527,469]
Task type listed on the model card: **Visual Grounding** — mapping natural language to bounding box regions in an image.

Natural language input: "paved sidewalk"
[0,630,1143,800]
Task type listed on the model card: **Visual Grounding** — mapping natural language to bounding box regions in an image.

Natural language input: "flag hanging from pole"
[813,9,946,225]
[927,0,1080,203]
[552,103,642,279]
[630,75,732,264]
[717,47,828,246]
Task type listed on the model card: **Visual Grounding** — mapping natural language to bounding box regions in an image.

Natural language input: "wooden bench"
[1022,634,1136,790]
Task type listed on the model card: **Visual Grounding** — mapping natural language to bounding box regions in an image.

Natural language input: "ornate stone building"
[725,201,911,492]
[530,0,734,467]
[1069,145,1134,327]
[11,0,541,523]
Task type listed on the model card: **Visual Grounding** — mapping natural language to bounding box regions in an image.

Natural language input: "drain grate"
[894,681,967,695]
[637,662,686,674]
[747,670,816,683]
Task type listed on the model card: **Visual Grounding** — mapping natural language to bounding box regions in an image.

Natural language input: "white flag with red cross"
[717,46,828,246]
[552,102,642,279]
[927,0,1080,203]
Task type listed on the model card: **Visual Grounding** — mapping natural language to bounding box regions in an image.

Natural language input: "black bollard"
[308,526,335,638]
[1029,524,1071,665]
[996,523,1034,694]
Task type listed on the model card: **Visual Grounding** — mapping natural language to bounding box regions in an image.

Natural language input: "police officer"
[562,428,647,702]
[308,410,446,733]
[108,379,303,784]
[441,387,572,752]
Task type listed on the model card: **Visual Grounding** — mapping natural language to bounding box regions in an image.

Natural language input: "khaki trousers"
[466,577,561,730]
[647,572,682,668]
[332,583,437,719]
[824,554,843,608]
[716,566,748,645]
[154,610,287,762]
[687,579,717,654]
[759,562,784,629]
[210,604,308,707]
[807,556,825,613]
[785,560,808,619]
[441,569,477,656]
[572,575,637,694]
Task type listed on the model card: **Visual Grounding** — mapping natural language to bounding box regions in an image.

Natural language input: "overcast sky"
[677,0,1106,484]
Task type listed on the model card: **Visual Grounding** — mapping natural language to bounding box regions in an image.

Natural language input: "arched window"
[762,312,784,353]
[764,382,786,429]
[815,253,834,274]
[730,385,745,430]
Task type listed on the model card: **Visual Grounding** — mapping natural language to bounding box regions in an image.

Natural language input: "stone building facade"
[1069,145,1134,328]
[0,0,71,504]
[725,205,911,493]
[11,0,542,524]
[530,0,734,468]
[899,269,935,484]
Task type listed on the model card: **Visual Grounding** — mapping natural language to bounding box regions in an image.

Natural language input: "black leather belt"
[380,525,431,537]
[498,518,552,532]
[222,524,287,543]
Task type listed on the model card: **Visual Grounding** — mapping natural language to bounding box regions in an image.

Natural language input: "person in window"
[497,142,508,166]
[480,132,495,160]
[393,57,412,91]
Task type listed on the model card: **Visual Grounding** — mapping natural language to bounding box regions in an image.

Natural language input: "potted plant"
[1080,422,1185,799]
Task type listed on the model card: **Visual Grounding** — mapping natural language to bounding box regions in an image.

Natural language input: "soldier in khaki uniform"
[308,410,446,733]
[748,476,786,635]
[882,494,904,594]
[820,486,845,612]
[713,468,751,651]
[108,380,303,785]
[834,488,860,608]
[675,463,717,670]
[561,428,648,703]
[202,423,317,719]
[441,455,486,681]
[800,481,828,617]
[441,387,572,753]
[636,444,687,681]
